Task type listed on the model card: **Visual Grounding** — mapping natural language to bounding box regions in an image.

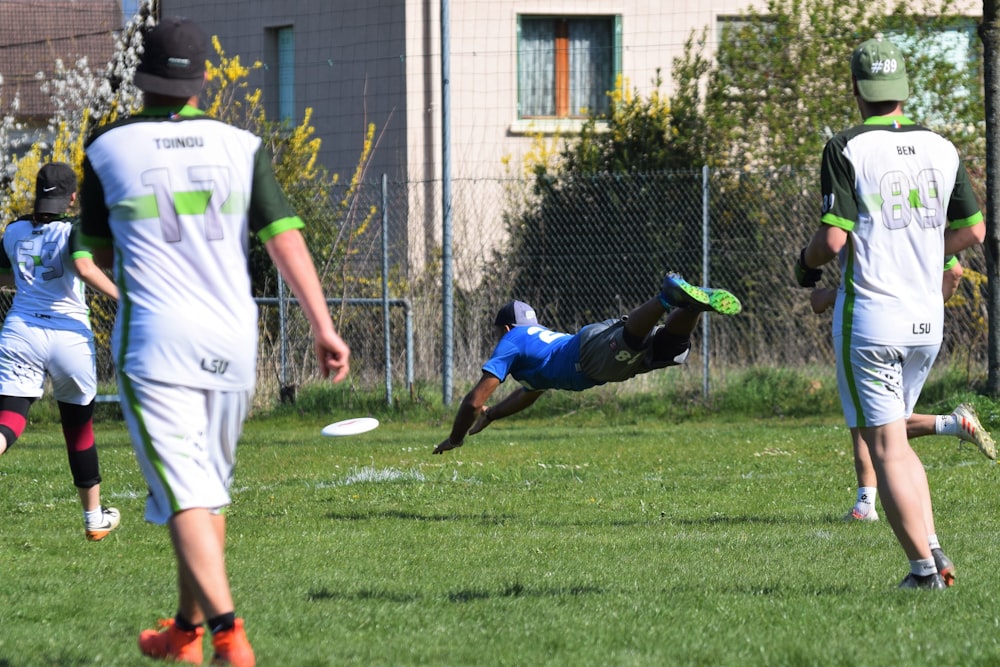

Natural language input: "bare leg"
[862,421,933,560]
[623,296,703,344]
[852,428,876,488]
[169,508,234,623]
[78,484,101,512]
[622,297,668,339]
[906,413,937,439]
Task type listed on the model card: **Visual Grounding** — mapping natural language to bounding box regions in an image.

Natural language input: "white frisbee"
[321,417,380,437]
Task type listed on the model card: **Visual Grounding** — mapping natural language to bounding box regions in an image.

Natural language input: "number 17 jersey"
[820,115,983,346]
[80,106,303,390]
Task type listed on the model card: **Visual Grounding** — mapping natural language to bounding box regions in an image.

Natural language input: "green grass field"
[1,382,999,665]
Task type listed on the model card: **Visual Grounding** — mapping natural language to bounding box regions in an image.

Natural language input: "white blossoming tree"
[0,0,153,222]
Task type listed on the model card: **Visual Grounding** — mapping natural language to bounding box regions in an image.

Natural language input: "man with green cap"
[793,35,987,590]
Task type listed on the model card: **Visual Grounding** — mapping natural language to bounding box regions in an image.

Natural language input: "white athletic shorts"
[835,339,939,429]
[0,318,96,404]
[119,373,253,525]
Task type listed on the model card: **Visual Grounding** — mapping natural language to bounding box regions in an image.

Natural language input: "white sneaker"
[85,506,120,541]
[843,506,879,522]
[953,403,996,461]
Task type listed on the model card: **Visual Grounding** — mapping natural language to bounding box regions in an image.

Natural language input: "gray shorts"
[577,319,691,384]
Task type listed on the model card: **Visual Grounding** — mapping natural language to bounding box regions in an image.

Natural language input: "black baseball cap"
[34,162,76,215]
[134,16,208,98]
[495,301,538,327]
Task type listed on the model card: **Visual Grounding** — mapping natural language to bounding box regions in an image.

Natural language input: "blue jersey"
[481,325,599,391]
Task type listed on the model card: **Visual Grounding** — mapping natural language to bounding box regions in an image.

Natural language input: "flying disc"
[321,417,380,437]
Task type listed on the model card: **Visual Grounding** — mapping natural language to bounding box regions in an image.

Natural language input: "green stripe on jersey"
[112,190,250,220]
[840,237,865,428]
[173,190,212,215]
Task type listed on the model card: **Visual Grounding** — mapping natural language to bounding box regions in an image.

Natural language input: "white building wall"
[403,0,981,279]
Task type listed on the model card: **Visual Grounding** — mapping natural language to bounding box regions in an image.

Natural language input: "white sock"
[928,534,941,551]
[856,486,877,511]
[83,507,102,524]
[910,558,938,576]
[935,414,959,436]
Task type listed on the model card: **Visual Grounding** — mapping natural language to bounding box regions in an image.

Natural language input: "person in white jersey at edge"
[811,260,996,524]
[0,162,121,541]
[79,17,350,666]
[794,36,986,590]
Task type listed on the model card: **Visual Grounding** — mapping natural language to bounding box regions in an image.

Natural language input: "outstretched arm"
[433,372,542,454]
[467,385,546,435]
[434,372,505,454]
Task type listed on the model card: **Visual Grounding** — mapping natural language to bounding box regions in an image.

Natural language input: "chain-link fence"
[2,164,987,407]
[248,164,991,405]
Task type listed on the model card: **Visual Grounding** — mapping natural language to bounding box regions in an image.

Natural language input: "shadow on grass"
[307,588,421,603]
[667,514,822,527]
[323,510,830,529]
[447,583,606,602]
[325,509,516,523]
[306,582,606,604]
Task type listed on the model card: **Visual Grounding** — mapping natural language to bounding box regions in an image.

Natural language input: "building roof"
[0,0,122,120]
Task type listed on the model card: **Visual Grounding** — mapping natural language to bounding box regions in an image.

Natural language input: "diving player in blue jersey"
[433,273,741,454]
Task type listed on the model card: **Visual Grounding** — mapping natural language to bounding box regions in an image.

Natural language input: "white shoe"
[85,506,120,541]
[953,403,996,461]
[843,506,879,522]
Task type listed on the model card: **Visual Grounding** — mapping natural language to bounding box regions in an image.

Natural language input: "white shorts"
[835,339,939,428]
[119,373,253,525]
[0,319,96,404]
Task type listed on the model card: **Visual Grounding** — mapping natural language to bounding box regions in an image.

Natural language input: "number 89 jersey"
[80,106,302,391]
[819,115,984,346]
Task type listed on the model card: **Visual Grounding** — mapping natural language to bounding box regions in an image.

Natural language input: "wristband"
[794,248,823,288]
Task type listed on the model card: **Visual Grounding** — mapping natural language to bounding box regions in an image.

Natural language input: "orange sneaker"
[210,618,255,667]
[139,618,204,664]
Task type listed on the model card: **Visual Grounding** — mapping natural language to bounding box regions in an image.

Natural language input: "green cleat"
[660,272,742,316]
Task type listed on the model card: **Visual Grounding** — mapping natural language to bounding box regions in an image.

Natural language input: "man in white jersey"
[794,36,986,590]
[0,162,121,541]
[811,261,996,524]
[79,17,350,666]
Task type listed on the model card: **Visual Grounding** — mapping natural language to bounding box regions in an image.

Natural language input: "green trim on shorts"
[118,373,182,514]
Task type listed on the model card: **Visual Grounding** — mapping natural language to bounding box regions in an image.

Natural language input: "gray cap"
[494,301,538,327]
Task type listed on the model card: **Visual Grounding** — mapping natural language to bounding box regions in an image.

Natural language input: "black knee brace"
[67,447,101,488]
[59,401,101,489]
[0,396,34,451]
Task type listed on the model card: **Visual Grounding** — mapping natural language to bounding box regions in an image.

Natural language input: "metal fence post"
[278,273,288,391]
[382,174,392,406]
[440,0,454,405]
[701,164,710,400]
